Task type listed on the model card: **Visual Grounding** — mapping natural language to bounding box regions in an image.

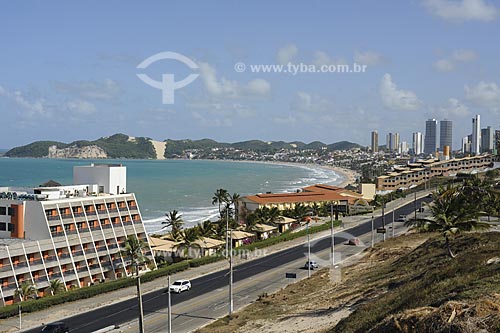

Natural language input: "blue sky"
[1,0,499,149]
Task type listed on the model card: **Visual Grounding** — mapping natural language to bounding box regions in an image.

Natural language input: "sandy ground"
[150,140,166,159]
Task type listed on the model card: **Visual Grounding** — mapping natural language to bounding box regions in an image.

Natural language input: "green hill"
[5,134,156,159]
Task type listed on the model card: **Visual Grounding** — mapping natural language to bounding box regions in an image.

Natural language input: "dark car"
[41,322,69,333]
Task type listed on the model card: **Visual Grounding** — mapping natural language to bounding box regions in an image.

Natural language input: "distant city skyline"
[1,2,500,149]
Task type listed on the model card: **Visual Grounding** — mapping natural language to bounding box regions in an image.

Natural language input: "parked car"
[41,322,69,333]
[396,217,406,222]
[304,260,319,269]
[169,279,191,293]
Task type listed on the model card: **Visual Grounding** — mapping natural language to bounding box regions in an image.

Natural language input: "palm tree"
[405,184,490,258]
[291,203,309,222]
[212,188,229,219]
[229,193,240,220]
[162,210,184,235]
[47,279,64,296]
[14,281,37,302]
[121,235,149,333]
[175,228,201,258]
[197,220,215,238]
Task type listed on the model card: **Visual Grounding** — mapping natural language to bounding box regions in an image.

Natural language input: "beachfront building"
[376,154,494,191]
[237,184,365,223]
[0,164,155,306]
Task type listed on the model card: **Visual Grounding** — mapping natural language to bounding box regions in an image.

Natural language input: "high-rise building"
[424,119,438,155]
[386,132,400,152]
[462,136,471,154]
[371,130,378,153]
[399,141,409,154]
[440,120,453,152]
[481,126,494,153]
[412,132,423,155]
[472,115,481,155]
[0,164,156,306]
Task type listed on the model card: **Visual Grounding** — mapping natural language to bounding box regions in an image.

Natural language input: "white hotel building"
[0,164,155,306]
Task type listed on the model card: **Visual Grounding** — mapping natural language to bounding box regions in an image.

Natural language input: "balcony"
[85,210,96,216]
[97,209,107,215]
[47,215,60,221]
[107,208,118,213]
[0,265,12,273]
[60,213,74,220]
[73,212,85,218]
[119,207,128,212]
[101,224,113,230]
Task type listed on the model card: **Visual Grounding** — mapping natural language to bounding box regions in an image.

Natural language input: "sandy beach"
[217,159,359,189]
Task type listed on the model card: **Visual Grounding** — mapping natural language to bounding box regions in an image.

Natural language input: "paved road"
[24,196,431,333]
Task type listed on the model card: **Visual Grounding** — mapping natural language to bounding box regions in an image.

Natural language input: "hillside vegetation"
[5,134,156,159]
[163,138,362,157]
[198,232,500,333]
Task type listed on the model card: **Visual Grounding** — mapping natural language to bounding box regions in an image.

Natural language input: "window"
[0,207,6,215]
[7,208,14,217]
[0,223,6,231]
[8,224,14,232]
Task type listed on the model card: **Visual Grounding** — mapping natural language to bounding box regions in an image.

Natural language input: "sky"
[0,0,499,149]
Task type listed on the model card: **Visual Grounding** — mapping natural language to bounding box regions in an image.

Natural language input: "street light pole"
[371,215,374,248]
[414,191,417,223]
[225,208,229,258]
[167,275,172,333]
[229,229,234,315]
[330,202,335,266]
[392,208,395,238]
[136,265,144,333]
[307,222,311,278]
[382,198,386,241]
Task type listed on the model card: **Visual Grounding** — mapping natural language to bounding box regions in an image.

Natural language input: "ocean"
[0,158,343,233]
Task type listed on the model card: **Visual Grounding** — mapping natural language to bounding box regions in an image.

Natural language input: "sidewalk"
[0,190,431,333]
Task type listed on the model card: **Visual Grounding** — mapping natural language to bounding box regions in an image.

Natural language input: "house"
[237,183,361,222]
[192,237,225,257]
[252,224,278,240]
[149,237,179,263]
[230,230,255,248]
[273,216,297,233]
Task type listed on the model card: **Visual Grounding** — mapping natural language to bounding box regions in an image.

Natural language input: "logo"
[136,51,199,104]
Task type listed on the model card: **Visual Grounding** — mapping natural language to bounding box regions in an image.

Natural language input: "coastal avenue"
[23,196,431,333]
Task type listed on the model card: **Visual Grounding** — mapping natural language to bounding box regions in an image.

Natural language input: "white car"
[304,261,319,269]
[169,279,191,293]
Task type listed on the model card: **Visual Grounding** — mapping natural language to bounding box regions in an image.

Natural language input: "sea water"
[0,158,343,233]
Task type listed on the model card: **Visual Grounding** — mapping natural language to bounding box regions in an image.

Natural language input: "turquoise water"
[0,158,343,233]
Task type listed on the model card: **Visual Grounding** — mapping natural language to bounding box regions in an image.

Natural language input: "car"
[304,260,319,269]
[416,207,425,213]
[396,217,406,222]
[169,279,191,293]
[41,322,69,333]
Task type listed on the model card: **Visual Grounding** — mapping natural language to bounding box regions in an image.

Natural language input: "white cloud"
[434,49,477,72]
[191,111,232,127]
[423,0,498,22]
[452,49,477,61]
[54,78,120,100]
[291,91,332,113]
[465,81,500,111]
[434,58,455,72]
[312,51,347,67]
[0,85,49,118]
[354,51,385,66]
[437,98,470,117]
[273,115,297,124]
[379,73,422,111]
[198,62,271,98]
[245,79,271,95]
[65,100,97,115]
[277,44,298,65]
